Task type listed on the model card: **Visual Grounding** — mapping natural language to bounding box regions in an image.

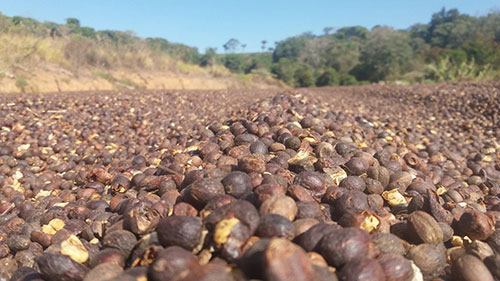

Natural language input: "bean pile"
[0,83,499,281]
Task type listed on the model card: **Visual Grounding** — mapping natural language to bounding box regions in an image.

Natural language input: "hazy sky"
[1,0,498,53]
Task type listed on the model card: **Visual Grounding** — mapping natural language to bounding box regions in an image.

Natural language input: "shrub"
[339,73,358,85]
[223,54,245,73]
[271,58,297,85]
[316,68,339,86]
[294,66,314,87]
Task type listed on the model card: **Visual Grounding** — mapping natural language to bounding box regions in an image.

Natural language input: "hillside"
[171,8,500,88]
[1,8,499,93]
[0,13,283,93]
[223,8,500,87]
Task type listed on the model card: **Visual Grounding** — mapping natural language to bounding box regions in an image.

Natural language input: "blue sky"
[0,0,498,53]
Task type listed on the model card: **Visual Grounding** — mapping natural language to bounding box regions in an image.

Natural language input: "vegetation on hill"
[218,8,500,86]
[0,7,499,92]
[0,13,280,92]
[0,14,200,70]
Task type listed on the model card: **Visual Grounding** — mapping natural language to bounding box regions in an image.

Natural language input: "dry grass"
[0,67,282,93]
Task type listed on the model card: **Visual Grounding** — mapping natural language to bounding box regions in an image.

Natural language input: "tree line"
[215,8,500,86]
[1,8,499,87]
[0,14,201,70]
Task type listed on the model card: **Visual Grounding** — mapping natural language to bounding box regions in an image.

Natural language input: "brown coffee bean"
[264,238,314,281]
[157,216,203,251]
[455,209,495,240]
[452,254,494,281]
[148,246,199,281]
[36,253,89,281]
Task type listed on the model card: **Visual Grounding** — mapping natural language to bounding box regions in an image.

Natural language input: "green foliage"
[244,59,259,74]
[409,24,429,41]
[99,30,121,44]
[481,12,500,42]
[339,73,358,85]
[334,26,368,40]
[44,21,62,37]
[223,54,245,72]
[442,49,467,65]
[74,26,96,38]
[349,63,371,82]
[323,39,361,73]
[146,37,200,63]
[9,16,45,35]
[249,53,273,69]
[268,8,500,86]
[66,18,80,28]
[271,58,297,85]
[98,30,137,46]
[462,38,500,67]
[273,37,308,62]
[1,8,499,87]
[214,51,273,75]
[200,48,217,67]
[0,13,205,71]
[358,26,414,81]
[294,66,314,87]
[51,18,96,39]
[425,56,494,82]
[298,37,330,69]
[12,16,39,29]
[316,68,339,86]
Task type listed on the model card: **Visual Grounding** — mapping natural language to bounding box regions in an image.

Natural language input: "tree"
[339,73,358,85]
[44,21,61,37]
[271,58,297,84]
[299,31,316,39]
[442,49,467,65]
[294,65,314,87]
[480,12,500,42]
[335,26,368,40]
[349,63,371,82]
[200,47,217,67]
[324,39,361,73]
[223,38,240,53]
[358,26,414,81]
[272,37,308,62]
[409,23,429,40]
[429,18,476,48]
[244,53,273,74]
[261,40,267,51]
[10,16,43,35]
[146,38,200,63]
[298,36,331,69]
[77,26,96,38]
[66,17,80,28]
[245,59,259,74]
[316,68,339,86]
[223,54,245,72]
[428,8,459,38]
[241,44,247,53]
[462,37,499,66]
[424,8,477,48]
[323,27,334,35]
